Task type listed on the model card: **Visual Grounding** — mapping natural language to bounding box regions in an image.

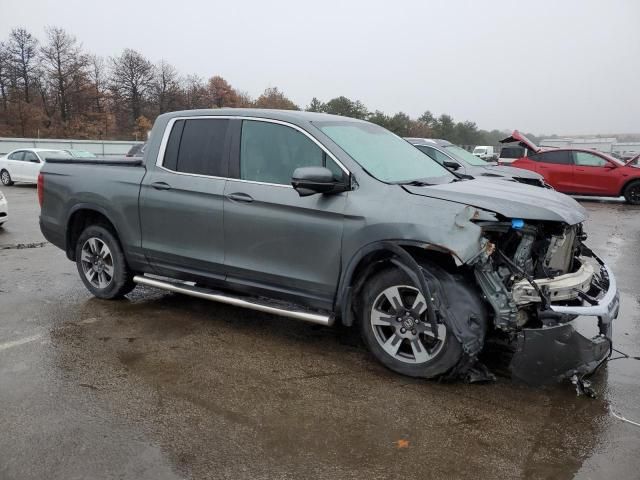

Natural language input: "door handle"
[226,192,254,203]
[151,181,171,191]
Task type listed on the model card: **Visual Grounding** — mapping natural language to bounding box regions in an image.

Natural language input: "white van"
[472,146,496,161]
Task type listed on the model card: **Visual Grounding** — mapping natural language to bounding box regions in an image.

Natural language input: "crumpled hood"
[404,179,587,225]
[480,165,543,180]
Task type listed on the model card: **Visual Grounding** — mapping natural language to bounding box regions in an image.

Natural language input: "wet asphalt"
[0,185,639,480]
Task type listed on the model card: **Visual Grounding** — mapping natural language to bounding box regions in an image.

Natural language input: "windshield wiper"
[403,179,434,186]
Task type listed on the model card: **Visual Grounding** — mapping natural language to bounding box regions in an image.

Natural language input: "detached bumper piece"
[510,261,619,384]
[510,324,610,384]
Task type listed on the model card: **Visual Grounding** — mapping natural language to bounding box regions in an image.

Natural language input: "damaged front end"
[472,219,619,384]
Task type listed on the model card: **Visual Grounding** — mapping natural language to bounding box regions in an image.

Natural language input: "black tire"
[623,180,640,205]
[359,267,463,379]
[75,224,135,299]
[1,169,14,186]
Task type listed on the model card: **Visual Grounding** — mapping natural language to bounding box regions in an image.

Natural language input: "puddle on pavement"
[45,291,614,479]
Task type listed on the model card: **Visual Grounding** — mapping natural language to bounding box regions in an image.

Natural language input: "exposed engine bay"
[475,221,592,329]
[468,219,619,384]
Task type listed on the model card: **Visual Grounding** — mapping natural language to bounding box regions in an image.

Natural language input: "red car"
[501,131,640,204]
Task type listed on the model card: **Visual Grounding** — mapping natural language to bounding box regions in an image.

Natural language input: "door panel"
[537,163,574,192]
[140,170,226,280]
[23,151,42,182]
[6,151,25,180]
[530,150,574,192]
[223,179,346,305]
[139,117,231,281]
[223,118,348,307]
[572,152,618,195]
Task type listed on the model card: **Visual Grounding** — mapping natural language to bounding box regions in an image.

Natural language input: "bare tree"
[40,27,88,123]
[0,42,10,113]
[183,74,208,109]
[109,48,154,122]
[152,60,181,114]
[7,28,38,103]
[88,54,106,112]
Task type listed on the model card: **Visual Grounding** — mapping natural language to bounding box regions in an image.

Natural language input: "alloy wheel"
[80,237,114,289]
[370,285,446,364]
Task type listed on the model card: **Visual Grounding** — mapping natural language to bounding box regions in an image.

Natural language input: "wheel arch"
[335,240,460,327]
[619,177,640,197]
[65,205,122,261]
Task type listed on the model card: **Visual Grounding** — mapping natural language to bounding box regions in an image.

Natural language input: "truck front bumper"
[509,258,619,384]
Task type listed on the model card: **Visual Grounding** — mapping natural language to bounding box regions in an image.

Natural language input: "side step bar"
[133,275,334,326]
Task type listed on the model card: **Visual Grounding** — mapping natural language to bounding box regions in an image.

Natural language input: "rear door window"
[8,151,25,161]
[573,151,607,167]
[240,120,342,185]
[162,118,230,176]
[530,151,572,165]
[23,151,40,162]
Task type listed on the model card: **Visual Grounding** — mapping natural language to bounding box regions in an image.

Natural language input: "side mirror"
[604,162,617,169]
[30,158,40,163]
[443,161,461,170]
[291,166,347,197]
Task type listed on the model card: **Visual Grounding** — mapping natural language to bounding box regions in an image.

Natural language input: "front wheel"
[75,225,135,299]
[623,180,640,205]
[1,169,13,186]
[359,268,462,379]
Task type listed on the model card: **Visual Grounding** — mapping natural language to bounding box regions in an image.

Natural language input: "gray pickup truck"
[39,109,619,384]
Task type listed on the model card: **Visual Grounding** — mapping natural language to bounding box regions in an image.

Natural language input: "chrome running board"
[133,275,334,326]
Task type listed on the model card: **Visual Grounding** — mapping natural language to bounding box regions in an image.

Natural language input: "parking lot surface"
[1,185,639,480]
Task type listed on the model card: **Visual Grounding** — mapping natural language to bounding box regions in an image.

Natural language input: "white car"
[0,189,7,226]
[0,148,68,185]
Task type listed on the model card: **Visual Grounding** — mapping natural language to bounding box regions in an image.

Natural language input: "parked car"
[503,131,640,204]
[498,145,528,165]
[0,189,7,226]
[38,109,619,384]
[405,138,547,187]
[126,143,146,157]
[64,149,97,159]
[472,145,496,161]
[0,148,68,185]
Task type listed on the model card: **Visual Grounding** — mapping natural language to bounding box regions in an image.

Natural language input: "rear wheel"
[1,169,13,186]
[75,224,135,299]
[623,180,640,205]
[359,267,462,379]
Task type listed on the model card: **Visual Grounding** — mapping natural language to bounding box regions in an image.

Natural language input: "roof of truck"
[159,108,365,124]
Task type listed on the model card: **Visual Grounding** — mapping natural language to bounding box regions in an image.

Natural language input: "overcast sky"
[1,0,638,135]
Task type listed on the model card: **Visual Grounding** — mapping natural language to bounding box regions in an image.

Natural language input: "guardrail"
[0,137,143,157]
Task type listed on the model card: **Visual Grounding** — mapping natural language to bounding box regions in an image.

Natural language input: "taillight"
[37,173,44,207]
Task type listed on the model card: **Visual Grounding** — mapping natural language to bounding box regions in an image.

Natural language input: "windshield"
[473,147,487,154]
[315,121,453,183]
[445,145,489,166]
[69,150,96,158]
[39,150,68,160]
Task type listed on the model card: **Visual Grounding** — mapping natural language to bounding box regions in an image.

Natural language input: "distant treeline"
[0,26,538,145]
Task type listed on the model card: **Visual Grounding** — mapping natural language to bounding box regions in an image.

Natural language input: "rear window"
[163,118,229,176]
[500,146,525,159]
[530,150,572,165]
